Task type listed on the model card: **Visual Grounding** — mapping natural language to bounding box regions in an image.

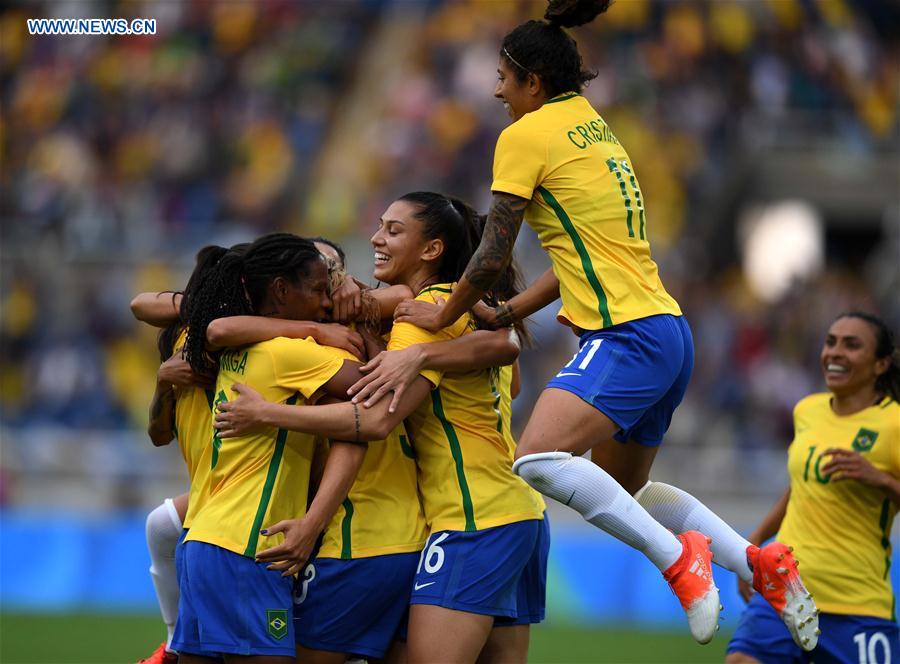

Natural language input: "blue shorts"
[171,540,295,657]
[728,592,899,663]
[172,530,222,659]
[410,518,545,620]
[497,512,550,626]
[547,314,693,447]
[293,552,419,658]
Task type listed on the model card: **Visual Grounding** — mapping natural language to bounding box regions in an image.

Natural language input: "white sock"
[146,498,182,650]
[513,452,682,571]
[635,481,753,583]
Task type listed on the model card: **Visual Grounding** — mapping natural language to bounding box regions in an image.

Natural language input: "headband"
[503,47,529,73]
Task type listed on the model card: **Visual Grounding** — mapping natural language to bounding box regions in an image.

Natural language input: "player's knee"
[146,501,181,556]
[512,451,572,485]
[725,652,762,664]
[632,480,654,501]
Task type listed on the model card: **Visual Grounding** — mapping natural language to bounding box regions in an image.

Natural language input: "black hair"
[396,192,482,285]
[309,236,346,269]
[473,214,531,345]
[156,243,252,362]
[157,245,230,362]
[184,233,324,375]
[501,0,613,98]
[835,312,900,403]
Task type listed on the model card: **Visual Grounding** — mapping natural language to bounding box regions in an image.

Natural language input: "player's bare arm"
[348,328,521,412]
[394,192,528,332]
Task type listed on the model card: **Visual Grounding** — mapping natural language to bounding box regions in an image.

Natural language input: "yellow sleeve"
[268,337,352,400]
[387,321,446,387]
[491,122,547,200]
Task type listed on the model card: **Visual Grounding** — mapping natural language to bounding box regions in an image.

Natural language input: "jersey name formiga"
[492,93,681,332]
[779,393,899,619]
[185,336,348,557]
[388,284,544,533]
[170,328,215,529]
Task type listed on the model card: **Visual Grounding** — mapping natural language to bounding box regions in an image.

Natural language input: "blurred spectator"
[0,0,897,507]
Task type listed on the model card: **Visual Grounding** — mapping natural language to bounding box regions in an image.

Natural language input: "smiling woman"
[727,312,900,664]
[391,0,818,650]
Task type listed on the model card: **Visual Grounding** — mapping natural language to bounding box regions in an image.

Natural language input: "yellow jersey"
[170,328,216,530]
[496,364,546,513]
[388,284,544,532]
[318,422,427,559]
[778,393,899,619]
[185,336,348,558]
[491,92,681,331]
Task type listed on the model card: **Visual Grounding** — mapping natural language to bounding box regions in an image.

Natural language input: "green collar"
[545,92,580,104]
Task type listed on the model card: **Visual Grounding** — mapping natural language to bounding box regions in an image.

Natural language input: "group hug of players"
[131,1,900,663]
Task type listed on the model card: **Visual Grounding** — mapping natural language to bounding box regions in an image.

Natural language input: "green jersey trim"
[879,498,892,580]
[340,498,354,560]
[244,393,299,557]
[431,389,476,531]
[418,285,453,297]
[545,92,580,104]
[536,186,613,327]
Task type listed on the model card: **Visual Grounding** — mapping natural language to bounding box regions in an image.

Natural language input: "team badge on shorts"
[267,609,288,640]
[852,428,879,452]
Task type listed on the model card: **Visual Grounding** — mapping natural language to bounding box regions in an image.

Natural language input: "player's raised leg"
[513,388,720,644]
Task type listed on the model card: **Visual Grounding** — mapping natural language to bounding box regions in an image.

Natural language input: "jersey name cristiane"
[185,336,347,557]
[388,284,544,533]
[492,93,681,331]
[779,393,899,619]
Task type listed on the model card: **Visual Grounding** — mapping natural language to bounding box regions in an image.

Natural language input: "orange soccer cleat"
[663,530,721,644]
[748,542,820,651]
[137,642,178,664]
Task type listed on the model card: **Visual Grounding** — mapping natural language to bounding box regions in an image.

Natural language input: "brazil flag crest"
[852,428,878,453]
[267,609,288,640]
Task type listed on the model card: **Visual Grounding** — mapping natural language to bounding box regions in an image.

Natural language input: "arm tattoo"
[352,402,361,443]
[494,303,516,328]
[465,193,526,291]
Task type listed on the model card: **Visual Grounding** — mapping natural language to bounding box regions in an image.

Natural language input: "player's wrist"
[411,344,429,370]
[258,401,279,428]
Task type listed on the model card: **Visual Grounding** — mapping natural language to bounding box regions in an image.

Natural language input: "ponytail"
[544,0,614,28]
[184,233,322,375]
[156,244,235,362]
[501,0,612,97]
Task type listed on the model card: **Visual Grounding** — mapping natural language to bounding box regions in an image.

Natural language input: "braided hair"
[184,233,324,375]
[157,244,230,362]
[501,0,613,98]
[836,312,900,403]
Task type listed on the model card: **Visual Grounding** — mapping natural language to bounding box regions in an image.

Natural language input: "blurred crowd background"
[0,0,898,620]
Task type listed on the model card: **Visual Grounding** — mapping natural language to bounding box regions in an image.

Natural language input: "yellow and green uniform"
[779,393,899,619]
[318,421,427,559]
[388,284,544,532]
[496,364,545,512]
[184,336,349,557]
[170,328,216,529]
[492,92,681,331]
